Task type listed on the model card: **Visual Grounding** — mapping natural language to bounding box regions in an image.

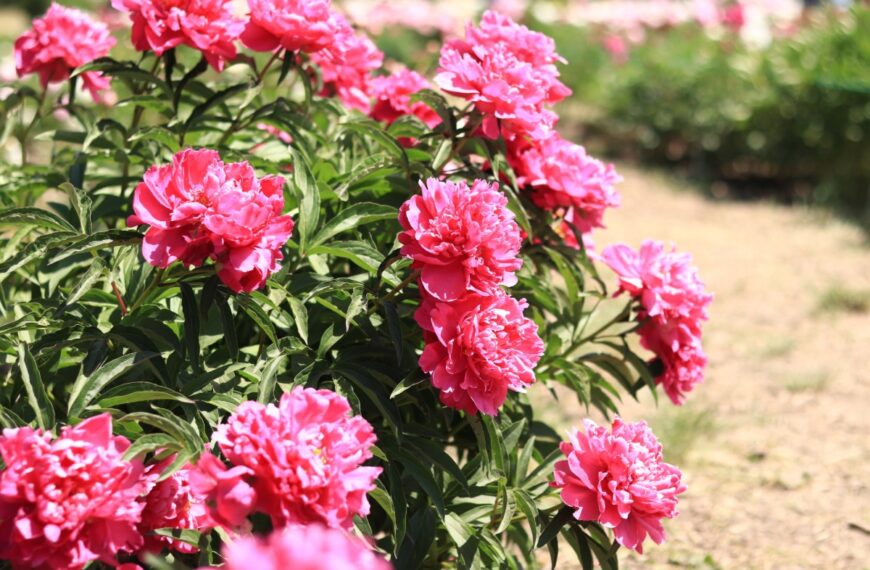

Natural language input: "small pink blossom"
[602,34,629,64]
[14,3,116,100]
[241,0,341,54]
[138,457,209,555]
[0,414,145,569]
[197,387,381,530]
[112,0,245,71]
[416,292,544,415]
[399,178,523,301]
[208,524,391,570]
[552,418,686,553]
[310,16,383,112]
[128,148,295,293]
[601,241,712,404]
[370,68,441,129]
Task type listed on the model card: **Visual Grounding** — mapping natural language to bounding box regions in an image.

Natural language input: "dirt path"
[543,165,870,570]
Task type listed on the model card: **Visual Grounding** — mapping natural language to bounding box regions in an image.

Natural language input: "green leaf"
[288,296,309,345]
[122,432,182,461]
[0,207,77,232]
[49,230,142,264]
[257,354,287,404]
[120,410,202,454]
[184,82,248,131]
[61,258,105,309]
[383,301,403,365]
[309,240,384,274]
[292,149,320,254]
[96,382,194,408]
[537,507,575,549]
[179,283,201,372]
[17,343,55,430]
[310,203,397,247]
[68,352,159,418]
[238,297,278,345]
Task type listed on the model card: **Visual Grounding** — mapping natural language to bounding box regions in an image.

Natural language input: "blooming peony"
[241,0,341,54]
[370,68,441,129]
[128,148,295,293]
[601,241,712,404]
[509,135,621,234]
[208,524,391,570]
[552,418,686,553]
[196,387,381,530]
[0,414,145,569]
[398,178,523,301]
[138,457,209,555]
[14,3,116,100]
[416,292,544,415]
[112,0,245,71]
[188,452,257,529]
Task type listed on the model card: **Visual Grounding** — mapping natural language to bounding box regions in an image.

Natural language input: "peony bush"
[0,2,712,569]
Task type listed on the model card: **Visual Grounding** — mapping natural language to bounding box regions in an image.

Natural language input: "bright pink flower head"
[510,135,621,234]
[112,0,244,71]
[310,16,383,112]
[241,0,342,53]
[188,452,257,529]
[399,178,523,301]
[0,414,145,570]
[721,3,746,32]
[370,68,441,129]
[601,241,712,404]
[552,418,686,553]
[203,387,381,530]
[138,457,209,555]
[213,525,391,570]
[14,3,115,99]
[128,148,295,293]
[435,11,569,140]
[416,292,544,415]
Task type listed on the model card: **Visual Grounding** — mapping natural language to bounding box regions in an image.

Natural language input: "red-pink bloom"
[208,524,390,570]
[188,452,257,529]
[241,0,341,53]
[309,16,383,112]
[370,68,441,129]
[552,418,686,553]
[416,292,544,415]
[14,3,115,100]
[602,34,629,64]
[399,178,523,301]
[435,11,569,140]
[721,3,746,32]
[509,135,621,234]
[200,387,381,530]
[112,0,244,71]
[138,457,209,555]
[0,415,145,569]
[128,148,295,293]
[601,241,712,404]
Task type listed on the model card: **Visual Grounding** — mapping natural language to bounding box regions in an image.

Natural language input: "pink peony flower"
[552,418,686,553]
[370,68,441,129]
[128,148,295,293]
[602,34,629,64]
[188,452,257,529]
[435,11,569,140]
[208,524,391,570]
[309,16,383,112]
[241,0,342,54]
[509,135,621,235]
[600,241,712,404]
[721,3,746,32]
[0,414,146,569]
[14,3,116,100]
[198,387,381,530]
[112,0,245,71]
[398,177,523,301]
[138,457,209,555]
[416,292,544,415]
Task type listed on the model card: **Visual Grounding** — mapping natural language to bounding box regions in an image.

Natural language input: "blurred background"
[1,0,868,568]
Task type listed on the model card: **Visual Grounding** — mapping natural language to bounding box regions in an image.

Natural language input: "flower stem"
[19,87,48,166]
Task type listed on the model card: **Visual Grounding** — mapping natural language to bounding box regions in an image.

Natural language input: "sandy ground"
[541,165,870,570]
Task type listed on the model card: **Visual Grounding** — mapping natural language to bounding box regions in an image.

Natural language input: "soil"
[543,165,870,570]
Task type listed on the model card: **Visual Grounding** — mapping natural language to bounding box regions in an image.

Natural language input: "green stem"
[19,87,48,166]
[368,269,420,314]
[217,50,284,148]
[121,58,161,204]
[129,267,166,313]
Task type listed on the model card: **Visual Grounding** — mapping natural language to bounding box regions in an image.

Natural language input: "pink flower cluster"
[128,148,295,293]
[112,0,245,71]
[206,524,391,570]
[139,458,209,555]
[436,10,570,141]
[400,178,543,415]
[14,3,115,100]
[242,0,341,54]
[191,387,381,531]
[601,241,712,404]
[370,68,441,130]
[552,418,686,553]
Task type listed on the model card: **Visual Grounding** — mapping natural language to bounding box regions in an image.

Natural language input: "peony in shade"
[242,0,342,54]
[14,3,116,100]
[205,524,391,570]
[551,418,686,553]
[112,0,245,72]
[128,148,295,293]
[138,457,209,555]
[600,241,712,404]
[398,177,523,302]
[370,68,441,129]
[0,414,145,569]
[195,387,382,531]
[416,291,544,415]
